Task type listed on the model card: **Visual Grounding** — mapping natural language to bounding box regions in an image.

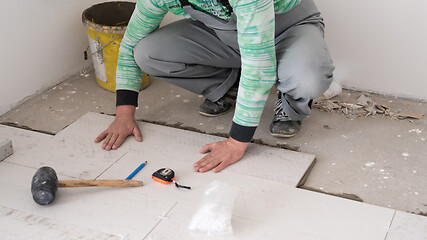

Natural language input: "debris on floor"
[0,139,13,161]
[313,94,425,121]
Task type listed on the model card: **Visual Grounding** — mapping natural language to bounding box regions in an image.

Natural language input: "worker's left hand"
[194,137,249,173]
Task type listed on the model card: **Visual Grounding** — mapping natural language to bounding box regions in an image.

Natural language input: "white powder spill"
[421,138,426,141]
[383,176,389,179]
[409,129,422,134]
[402,152,410,157]
[364,184,368,187]
[183,99,190,103]
[176,95,181,98]
[379,169,385,172]
[413,170,417,174]
[414,192,419,195]
[365,162,375,167]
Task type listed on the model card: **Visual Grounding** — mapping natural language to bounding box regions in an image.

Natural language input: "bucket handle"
[84,34,124,60]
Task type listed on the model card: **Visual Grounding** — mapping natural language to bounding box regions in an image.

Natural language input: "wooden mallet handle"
[57,180,143,188]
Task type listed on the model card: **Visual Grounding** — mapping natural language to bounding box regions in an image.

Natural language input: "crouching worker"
[95,0,335,173]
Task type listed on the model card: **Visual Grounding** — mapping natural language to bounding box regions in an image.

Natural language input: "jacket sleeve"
[229,0,276,142]
[115,0,168,94]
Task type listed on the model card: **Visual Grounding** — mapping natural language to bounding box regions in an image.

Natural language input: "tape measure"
[152,168,191,190]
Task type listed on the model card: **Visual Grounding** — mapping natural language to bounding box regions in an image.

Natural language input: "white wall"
[1,0,425,116]
[316,0,427,100]
[0,0,136,115]
[160,1,427,100]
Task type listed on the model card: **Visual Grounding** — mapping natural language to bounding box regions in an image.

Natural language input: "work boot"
[198,79,239,117]
[270,96,301,138]
[198,89,237,117]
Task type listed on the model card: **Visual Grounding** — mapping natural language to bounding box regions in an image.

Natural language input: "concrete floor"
[1,69,426,216]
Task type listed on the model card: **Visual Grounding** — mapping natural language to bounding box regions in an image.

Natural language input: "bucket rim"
[82,1,135,33]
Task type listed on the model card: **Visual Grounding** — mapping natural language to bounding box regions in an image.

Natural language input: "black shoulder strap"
[179,0,233,13]
[218,0,233,13]
[179,0,191,7]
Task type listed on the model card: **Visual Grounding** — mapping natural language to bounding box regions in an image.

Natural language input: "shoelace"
[274,98,289,121]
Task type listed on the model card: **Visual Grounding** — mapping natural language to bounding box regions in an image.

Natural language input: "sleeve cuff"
[229,122,257,142]
[116,90,139,107]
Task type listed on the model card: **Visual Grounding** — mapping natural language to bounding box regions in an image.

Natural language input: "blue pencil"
[125,161,147,180]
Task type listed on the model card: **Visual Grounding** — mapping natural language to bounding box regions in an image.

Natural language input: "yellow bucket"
[82,2,150,92]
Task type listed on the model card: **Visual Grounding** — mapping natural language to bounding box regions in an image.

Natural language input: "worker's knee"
[277,64,334,99]
[133,38,160,75]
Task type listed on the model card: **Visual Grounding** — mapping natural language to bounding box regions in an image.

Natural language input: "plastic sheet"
[188,180,237,235]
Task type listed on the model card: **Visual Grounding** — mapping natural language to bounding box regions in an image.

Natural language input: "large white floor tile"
[386,211,427,240]
[1,124,127,179]
[0,206,121,240]
[100,155,395,240]
[55,112,315,186]
[0,162,176,240]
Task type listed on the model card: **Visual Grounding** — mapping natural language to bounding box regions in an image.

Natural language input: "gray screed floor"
[1,70,426,216]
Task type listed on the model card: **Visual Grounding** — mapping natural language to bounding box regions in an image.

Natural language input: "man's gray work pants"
[133,0,335,121]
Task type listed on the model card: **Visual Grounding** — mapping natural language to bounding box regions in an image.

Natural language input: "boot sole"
[271,132,297,138]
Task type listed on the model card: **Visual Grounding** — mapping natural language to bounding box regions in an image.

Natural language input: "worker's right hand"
[94,105,142,151]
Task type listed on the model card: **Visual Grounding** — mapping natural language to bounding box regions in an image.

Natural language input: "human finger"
[95,130,108,143]
[105,134,119,151]
[112,134,126,150]
[194,154,212,171]
[198,155,221,172]
[133,126,143,142]
[102,133,113,149]
[213,160,230,173]
[200,143,214,153]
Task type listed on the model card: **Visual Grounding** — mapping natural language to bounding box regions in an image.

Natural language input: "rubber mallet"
[31,166,143,205]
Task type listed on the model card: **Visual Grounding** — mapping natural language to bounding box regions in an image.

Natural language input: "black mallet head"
[31,166,59,205]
